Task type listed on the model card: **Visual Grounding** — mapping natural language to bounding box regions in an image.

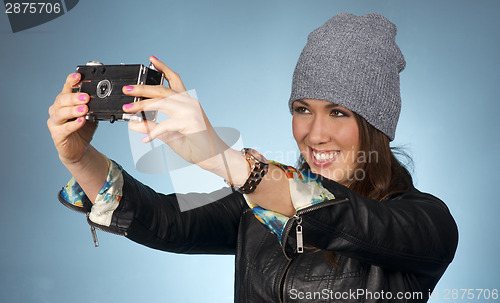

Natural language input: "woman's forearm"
[206,148,294,216]
[247,164,295,216]
[60,145,109,204]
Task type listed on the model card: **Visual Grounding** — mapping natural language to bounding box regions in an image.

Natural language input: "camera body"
[73,61,163,123]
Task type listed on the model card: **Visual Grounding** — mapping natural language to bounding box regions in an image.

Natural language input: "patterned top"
[243,161,335,242]
[60,157,124,227]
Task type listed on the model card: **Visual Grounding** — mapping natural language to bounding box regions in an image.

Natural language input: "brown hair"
[297,113,413,264]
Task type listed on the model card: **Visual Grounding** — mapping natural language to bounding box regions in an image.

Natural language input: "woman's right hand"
[47,73,98,164]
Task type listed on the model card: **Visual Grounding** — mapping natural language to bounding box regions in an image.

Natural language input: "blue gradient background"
[1,0,499,302]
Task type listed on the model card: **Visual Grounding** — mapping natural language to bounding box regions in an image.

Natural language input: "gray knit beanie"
[289,13,405,141]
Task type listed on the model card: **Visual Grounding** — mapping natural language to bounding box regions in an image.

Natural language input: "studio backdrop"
[1,0,499,302]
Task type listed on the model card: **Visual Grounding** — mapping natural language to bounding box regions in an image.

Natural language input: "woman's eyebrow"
[294,100,309,107]
[325,102,341,108]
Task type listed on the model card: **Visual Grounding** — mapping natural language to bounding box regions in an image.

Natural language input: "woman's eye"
[294,106,310,114]
[331,109,347,117]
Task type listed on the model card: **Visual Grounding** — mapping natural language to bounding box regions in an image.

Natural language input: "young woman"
[48,13,458,302]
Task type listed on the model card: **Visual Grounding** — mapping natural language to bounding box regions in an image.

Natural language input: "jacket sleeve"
[125,171,250,254]
[284,178,459,276]
[57,158,247,255]
[106,170,246,254]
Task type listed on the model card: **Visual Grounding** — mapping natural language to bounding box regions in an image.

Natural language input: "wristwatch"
[232,148,269,194]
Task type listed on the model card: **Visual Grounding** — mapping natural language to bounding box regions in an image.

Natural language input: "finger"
[122,84,177,100]
[49,115,86,141]
[128,120,158,135]
[129,120,173,144]
[122,97,172,114]
[143,119,186,143]
[63,116,87,135]
[54,92,89,111]
[122,93,193,114]
[62,73,81,94]
[149,56,187,92]
[129,118,180,144]
[122,97,159,114]
[51,104,88,126]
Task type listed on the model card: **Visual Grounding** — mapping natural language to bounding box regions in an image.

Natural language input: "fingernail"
[124,86,134,91]
[142,136,149,143]
[123,103,134,109]
[77,105,85,113]
[72,73,78,79]
[78,94,87,102]
[78,117,83,123]
[151,55,158,60]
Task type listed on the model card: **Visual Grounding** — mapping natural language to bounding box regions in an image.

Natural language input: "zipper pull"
[87,213,99,247]
[294,214,304,253]
[91,226,99,247]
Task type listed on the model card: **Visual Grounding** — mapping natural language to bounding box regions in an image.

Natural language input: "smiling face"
[292,99,360,185]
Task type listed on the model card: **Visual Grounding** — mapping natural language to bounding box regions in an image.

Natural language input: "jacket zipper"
[279,259,293,303]
[58,188,127,247]
[293,214,304,253]
[281,197,349,256]
[90,225,99,247]
[278,197,349,302]
[86,214,128,247]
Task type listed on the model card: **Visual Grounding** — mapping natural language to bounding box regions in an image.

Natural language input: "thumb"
[61,73,81,94]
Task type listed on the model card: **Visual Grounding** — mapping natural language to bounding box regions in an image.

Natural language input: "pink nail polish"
[78,117,83,123]
[72,73,78,79]
[123,103,134,109]
[125,86,134,91]
[142,136,149,143]
[151,55,158,60]
[78,94,86,102]
[77,105,85,112]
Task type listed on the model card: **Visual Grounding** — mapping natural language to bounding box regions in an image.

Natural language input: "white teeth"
[312,150,339,161]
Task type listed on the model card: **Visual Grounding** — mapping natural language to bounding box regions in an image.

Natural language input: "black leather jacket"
[84,170,458,303]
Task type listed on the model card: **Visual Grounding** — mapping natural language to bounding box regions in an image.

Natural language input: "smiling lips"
[310,147,340,167]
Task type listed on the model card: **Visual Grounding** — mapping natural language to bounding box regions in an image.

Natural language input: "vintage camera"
[73,61,163,123]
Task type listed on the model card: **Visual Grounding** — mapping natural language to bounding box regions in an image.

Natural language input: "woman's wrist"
[196,147,250,186]
[223,148,252,187]
[59,145,92,167]
[60,146,109,203]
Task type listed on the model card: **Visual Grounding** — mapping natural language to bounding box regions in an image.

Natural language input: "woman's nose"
[307,115,330,145]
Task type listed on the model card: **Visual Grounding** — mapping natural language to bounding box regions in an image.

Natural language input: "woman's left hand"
[122,56,230,172]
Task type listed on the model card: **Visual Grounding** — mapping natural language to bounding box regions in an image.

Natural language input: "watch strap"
[231,148,269,194]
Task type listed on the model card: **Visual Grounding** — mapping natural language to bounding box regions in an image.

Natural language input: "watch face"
[246,148,268,164]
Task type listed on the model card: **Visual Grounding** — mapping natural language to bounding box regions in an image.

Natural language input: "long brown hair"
[296,113,413,264]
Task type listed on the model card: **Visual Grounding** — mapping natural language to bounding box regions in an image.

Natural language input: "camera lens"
[96,79,112,98]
